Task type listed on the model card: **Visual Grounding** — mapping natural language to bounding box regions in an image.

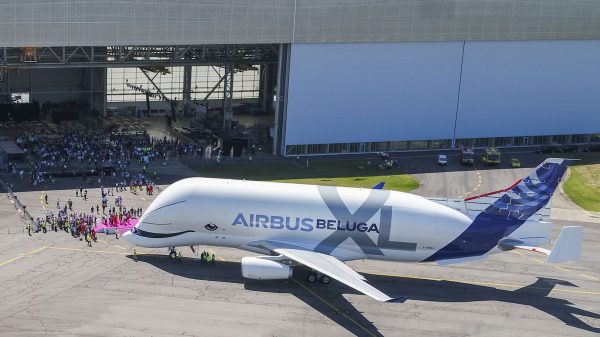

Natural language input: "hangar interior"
[0,45,283,154]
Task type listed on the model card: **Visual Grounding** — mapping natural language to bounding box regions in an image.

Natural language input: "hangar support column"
[222,62,234,129]
[273,44,290,156]
[182,65,192,117]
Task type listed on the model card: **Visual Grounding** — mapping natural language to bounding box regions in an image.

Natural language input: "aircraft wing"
[249,240,396,302]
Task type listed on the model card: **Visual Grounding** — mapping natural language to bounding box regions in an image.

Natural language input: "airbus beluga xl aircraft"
[124,158,583,302]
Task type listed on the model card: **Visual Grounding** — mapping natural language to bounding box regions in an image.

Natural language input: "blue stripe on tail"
[424,159,571,262]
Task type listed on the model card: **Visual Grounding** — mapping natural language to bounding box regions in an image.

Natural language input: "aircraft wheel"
[321,276,331,285]
[307,273,317,283]
[169,251,177,259]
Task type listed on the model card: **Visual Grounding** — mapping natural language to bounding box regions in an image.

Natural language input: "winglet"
[372,182,385,190]
[546,226,583,263]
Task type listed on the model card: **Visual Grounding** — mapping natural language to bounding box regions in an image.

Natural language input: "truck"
[460,145,475,165]
[482,147,501,165]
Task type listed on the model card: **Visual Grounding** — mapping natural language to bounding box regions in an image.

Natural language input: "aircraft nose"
[122,230,135,244]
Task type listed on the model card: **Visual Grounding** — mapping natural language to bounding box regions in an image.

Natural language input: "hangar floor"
[0,159,598,336]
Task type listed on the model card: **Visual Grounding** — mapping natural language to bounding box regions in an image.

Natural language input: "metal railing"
[0,178,33,233]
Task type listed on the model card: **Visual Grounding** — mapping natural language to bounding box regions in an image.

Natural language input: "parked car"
[437,154,448,166]
[510,158,521,168]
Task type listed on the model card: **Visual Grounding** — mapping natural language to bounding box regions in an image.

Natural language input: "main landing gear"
[168,247,177,259]
[307,271,331,285]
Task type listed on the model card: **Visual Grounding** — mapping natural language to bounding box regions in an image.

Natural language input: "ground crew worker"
[177,251,182,263]
[115,229,119,239]
[41,220,47,233]
[44,194,48,204]
[85,232,92,247]
[211,254,215,266]
[133,249,138,261]
[27,222,32,236]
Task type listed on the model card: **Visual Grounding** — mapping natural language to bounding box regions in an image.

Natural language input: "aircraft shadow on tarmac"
[129,254,600,337]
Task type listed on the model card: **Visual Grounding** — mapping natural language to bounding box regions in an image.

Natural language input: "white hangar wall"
[284,42,464,145]
[284,40,600,148]
[456,40,600,139]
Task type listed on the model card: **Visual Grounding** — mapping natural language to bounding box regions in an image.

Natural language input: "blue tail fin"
[476,158,572,220]
[425,158,572,262]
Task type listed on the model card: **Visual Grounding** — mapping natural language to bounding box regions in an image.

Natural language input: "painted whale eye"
[205,223,218,231]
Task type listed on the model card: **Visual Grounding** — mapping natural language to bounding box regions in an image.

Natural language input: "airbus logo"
[205,223,218,231]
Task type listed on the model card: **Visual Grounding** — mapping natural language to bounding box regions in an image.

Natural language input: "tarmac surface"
[0,154,599,336]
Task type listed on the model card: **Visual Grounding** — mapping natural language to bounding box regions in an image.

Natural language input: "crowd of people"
[8,124,209,189]
[16,125,206,170]
[27,183,145,248]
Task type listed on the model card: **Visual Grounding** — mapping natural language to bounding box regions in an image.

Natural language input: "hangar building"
[0,1,599,155]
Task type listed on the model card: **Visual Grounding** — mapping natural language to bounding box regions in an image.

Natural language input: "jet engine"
[241,256,293,280]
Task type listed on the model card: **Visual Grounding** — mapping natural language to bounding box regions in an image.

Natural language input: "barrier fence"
[0,177,32,234]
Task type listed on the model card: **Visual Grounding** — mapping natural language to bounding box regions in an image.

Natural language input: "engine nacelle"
[241,256,293,280]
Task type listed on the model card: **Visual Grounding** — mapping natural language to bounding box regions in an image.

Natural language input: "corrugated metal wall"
[1,0,600,47]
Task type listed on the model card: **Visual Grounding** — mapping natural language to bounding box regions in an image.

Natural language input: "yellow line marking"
[367,271,600,296]
[292,279,378,337]
[531,258,546,265]
[511,250,524,255]
[218,256,225,261]
[96,239,127,250]
[458,168,482,199]
[553,265,570,272]
[580,274,599,281]
[0,246,48,267]
[46,247,129,255]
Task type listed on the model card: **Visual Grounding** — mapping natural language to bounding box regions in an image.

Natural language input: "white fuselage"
[124,177,551,262]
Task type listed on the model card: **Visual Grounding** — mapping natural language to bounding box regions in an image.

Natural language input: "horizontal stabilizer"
[506,226,583,263]
[547,226,583,263]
